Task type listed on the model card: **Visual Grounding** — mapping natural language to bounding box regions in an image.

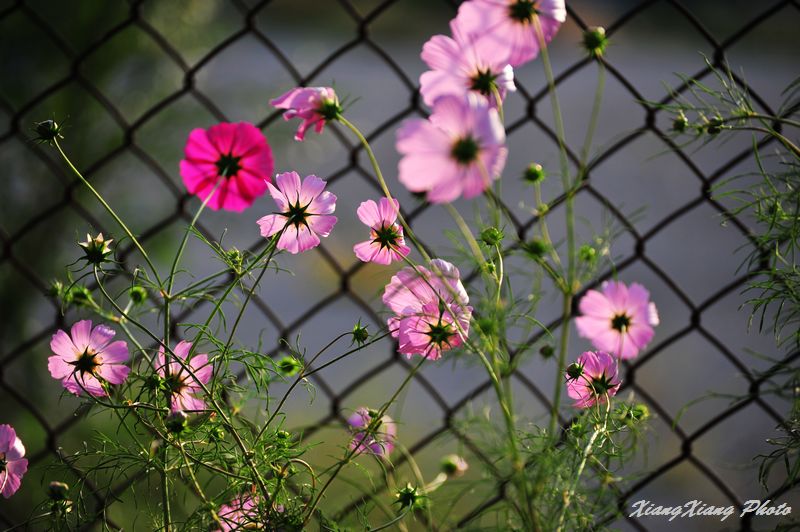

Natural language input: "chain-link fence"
[1,0,798,529]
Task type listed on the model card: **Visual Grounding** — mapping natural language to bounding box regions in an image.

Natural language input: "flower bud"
[165,410,189,434]
[539,344,555,359]
[78,233,114,265]
[277,356,303,377]
[578,244,596,264]
[566,362,584,380]
[582,26,608,58]
[395,483,425,510]
[523,239,549,259]
[705,115,724,135]
[672,111,689,133]
[68,285,94,308]
[226,248,244,274]
[480,227,504,247]
[129,285,148,304]
[48,481,69,501]
[352,320,369,346]
[523,163,546,184]
[441,454,468,478]
[33,119,63,143]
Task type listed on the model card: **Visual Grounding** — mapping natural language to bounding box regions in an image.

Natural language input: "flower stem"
[53,139,163,288]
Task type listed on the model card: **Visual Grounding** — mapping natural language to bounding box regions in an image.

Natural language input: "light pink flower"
[420,18,515,108]
[257,171,338,254]
[156,341,212,412]
[565,351,621,409]
[575,281,660,360]
[0,424,28,498]
[270,87,341,141]
[454,0,566,67]
[347,407,397,459]
[216,493,284,531]
[382,259,472,360]
[48,320,130,397]
[353,198,410,265]
[180,122,274,212]
[397,94,506,203]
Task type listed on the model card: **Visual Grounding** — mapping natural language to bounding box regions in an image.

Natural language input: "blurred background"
[1,0,798,530]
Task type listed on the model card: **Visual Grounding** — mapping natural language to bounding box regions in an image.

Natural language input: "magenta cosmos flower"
[420,18,515,108]
[156,341,212,412]
[575,281,660,360]
[383,259,472,360]
[347,407,397,459]
[455,0,567,67]
[180,122,274,212]
[397,94,506,203]
[48,320,130,397]
[0,425,27,498]
[270,87,341,141]
[565,351,621,409]
[257,171,337,254]
[353,198,410,265]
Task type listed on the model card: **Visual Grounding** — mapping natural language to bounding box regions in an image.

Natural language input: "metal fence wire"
[0,0,798,529]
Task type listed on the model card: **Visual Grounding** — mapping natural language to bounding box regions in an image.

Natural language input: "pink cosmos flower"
[180,122,274,212]
[270,87,341,141]
[353,198,410,265]
[455,0,567,67]
[382,259,472,360]
[0,424,28,498]
[347,407,397,459]
[256,171,338,254]
[396,93,506,203]
[420,18,515,108]
[156,341,212,412]
[575,281,660,360]
[565,351,621,409]
[48,320,130,397]
[216,493,284,531]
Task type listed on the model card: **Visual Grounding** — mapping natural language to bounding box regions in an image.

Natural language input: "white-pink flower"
[48,320,130,397]
[353,198,410,265]
[396,94,506,203]
[0,424,27,498]
[257,171,338,254]
[347,407,397,459]
[382,259,472,360]
[454,0,567,67]
[270,87,341,141]
[420,18,515,108]
[575,281,660,360]
[565,351,621,409]
[156,341,212,412]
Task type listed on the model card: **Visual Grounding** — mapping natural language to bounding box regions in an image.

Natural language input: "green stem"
[556,397,612,531]
[54,139,163,288]
[162,445,171,532]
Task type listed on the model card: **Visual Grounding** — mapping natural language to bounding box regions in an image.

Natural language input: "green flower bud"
[523,239,549,260]
[395,483,425,511]
[672,111,689,133]
[48,481,69,501]
[277,356,303,377]
[539,345,555,359]
[165,411,189,434]
[78,233,114,265]
[352,320,369,346]
[523,163,546,184]
[33,119,63,144]
[129,285,148,304]
[578,244,596,264]
[441,454,468,478]
[582,26,608,58]
[480,227,504,247]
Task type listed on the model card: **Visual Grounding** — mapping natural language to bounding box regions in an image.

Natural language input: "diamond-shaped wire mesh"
[1,0,798,529]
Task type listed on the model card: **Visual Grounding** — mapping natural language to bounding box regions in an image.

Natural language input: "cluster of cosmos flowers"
[1,3,659,524]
